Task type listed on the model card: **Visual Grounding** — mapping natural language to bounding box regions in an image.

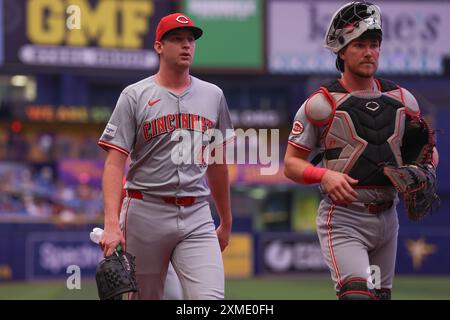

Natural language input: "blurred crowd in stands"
[0,128,103,162]
[0,123,286,223]
[0,127,105,222]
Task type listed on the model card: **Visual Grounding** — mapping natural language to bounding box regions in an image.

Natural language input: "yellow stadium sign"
[222,233,253,278]
[26,0,153,49]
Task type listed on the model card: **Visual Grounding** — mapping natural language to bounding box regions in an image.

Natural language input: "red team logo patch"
[291,121,304,135]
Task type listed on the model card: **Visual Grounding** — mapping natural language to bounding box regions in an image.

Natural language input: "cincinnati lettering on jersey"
[142,113,215,141]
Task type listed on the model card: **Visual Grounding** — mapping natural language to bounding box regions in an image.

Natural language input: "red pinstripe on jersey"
[122,197,131,252]
[326,204,342,287]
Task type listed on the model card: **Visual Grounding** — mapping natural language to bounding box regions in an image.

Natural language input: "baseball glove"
[383,163,439,221]
[401,116,435,165]
[95,249,138,300]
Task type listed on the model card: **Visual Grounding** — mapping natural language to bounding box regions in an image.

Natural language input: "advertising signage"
[268,0,450,75]
[181,0,264,71]
[2,0,171,72]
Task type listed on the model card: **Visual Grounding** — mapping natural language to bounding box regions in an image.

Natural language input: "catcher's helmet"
[324,1,382,54]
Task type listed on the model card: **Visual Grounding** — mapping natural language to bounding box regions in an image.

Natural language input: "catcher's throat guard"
[96,249,138,300]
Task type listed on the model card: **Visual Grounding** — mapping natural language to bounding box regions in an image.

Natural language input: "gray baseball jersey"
[99,75,234,299]
[99,75,234,197]
[289,78,420,296]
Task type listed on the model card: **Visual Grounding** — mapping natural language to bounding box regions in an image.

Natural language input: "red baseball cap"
[156,13,203,42]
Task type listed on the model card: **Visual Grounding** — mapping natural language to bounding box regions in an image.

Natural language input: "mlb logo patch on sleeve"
[104,123,118,137]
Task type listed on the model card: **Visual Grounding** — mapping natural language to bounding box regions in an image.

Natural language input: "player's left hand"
[216,223,231,252]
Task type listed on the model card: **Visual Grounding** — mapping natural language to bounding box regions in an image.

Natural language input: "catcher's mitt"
[96,249,138,300]
[383,163,439,221]
[401,116,435,165]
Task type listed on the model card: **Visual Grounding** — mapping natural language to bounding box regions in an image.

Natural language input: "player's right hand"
[321,170,359,205]
[100,226,125,257]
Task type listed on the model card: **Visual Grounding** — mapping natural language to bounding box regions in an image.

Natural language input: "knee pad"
[338,278,377,300]
[375,288,392,300]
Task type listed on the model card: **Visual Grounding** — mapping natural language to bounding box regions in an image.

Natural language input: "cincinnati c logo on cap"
[176,15,189,24]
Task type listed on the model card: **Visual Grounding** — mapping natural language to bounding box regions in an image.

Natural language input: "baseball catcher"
[284,0,441,300]
[383,117,439,221]
[95,247,138,300]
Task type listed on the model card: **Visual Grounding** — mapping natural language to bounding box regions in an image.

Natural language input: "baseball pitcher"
[98,13,234,300]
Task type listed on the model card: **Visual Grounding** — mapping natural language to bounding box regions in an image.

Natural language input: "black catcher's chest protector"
[321,79,405,186]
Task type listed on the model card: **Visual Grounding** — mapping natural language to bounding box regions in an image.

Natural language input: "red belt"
[126,190,143,200]
[161,196,196,206]
[126,190,196,206]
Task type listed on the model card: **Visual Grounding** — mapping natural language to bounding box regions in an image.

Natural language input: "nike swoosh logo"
[148,99,161,106]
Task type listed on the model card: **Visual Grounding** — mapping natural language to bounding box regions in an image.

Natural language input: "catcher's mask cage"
[324,1,382,65]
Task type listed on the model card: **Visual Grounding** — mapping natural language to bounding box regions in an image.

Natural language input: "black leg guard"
[338,278,377,300]
[375,288,392,300]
